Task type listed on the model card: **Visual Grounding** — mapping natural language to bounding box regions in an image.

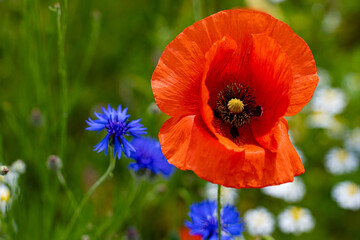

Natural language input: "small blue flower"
[86,104,146,159]
[185,200,244,240]
[129,137,175,177]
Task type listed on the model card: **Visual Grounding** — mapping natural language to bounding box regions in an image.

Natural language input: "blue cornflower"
[86,105,146,159]
[185,200,244,240]
[129,137,175,177]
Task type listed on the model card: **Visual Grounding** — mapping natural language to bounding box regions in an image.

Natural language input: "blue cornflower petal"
[85,121,106,131]
[185,200,244,240]
[120,136,135,158]
[86,105,146,159]
[94,134,110,155]
[114,137,122,160]
[128,137,175,177]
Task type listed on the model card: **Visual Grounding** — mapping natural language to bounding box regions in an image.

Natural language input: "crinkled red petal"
[159,116,304,188]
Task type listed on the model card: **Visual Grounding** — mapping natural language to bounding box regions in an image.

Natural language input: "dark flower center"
[215,83,262,130]
[105,116,128,137]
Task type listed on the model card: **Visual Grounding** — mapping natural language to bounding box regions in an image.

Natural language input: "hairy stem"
[56,170,77,210]
[61,150,116,239]
[54,2,68,160]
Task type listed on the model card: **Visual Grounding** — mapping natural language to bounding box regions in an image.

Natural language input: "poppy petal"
[269,21,319,116]
[248,33,292,149]
[159,115,303,188]
[151,25,210,117]
[199,36,247,150]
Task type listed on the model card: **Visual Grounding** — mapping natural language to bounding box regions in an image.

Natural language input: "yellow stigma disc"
[227,98,244,113]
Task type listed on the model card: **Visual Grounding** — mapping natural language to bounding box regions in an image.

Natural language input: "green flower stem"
[56,169,77,210]
[217,184,221,240]
[61,150,116,240]
[53,2,68,161]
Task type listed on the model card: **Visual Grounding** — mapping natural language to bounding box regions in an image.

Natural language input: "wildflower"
[151,9,318,188]
[0,166,9,176]
[307,111,338,129]
[11,159,26,174]
[0,184,10,214]
[47,155,63,171]
[278,206,315,234]
[311,87,346,115]
[128,137,175,177]
[332,181,360,210]
[185,200,244,240]
[244,207,275,236]
[29,107,45,127]
[205,182,238,205]
[86,104,146,159]
[325,148,358,175]
[345,128,360,153]
[3,160,26,191]
[262,177,306,203]
[126,226,140,240]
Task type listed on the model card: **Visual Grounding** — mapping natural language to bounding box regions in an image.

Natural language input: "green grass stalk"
[56,169,78,210]
[53,3,68,160]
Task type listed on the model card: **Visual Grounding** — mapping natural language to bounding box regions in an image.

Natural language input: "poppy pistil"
[227,98,244,113]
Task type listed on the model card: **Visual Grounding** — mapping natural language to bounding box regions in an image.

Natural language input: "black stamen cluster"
[215,83,262,128]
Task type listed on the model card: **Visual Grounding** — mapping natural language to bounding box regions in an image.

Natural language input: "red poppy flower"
[180,227,202,240]
[151,9,318,188]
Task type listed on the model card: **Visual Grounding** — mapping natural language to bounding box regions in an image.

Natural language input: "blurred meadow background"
[1,0,360,239]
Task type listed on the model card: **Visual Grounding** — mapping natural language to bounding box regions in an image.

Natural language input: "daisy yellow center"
[290,207,304,221]
[0,191,10,203]
[337,149,348,163]
[227,98,244,113]
[347,183,359,196]
[255,213,266,225]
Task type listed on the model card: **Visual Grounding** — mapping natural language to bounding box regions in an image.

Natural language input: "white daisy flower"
[0,184,10,214]
[311,87,346,115]
[244,207,275,236]
[332,181,360,210]
[307,111,338,129]
[11,159,26,174]
[205,182,238,205]
[345,128,360,153]
[278,206,315,235]
[325,148,358,175]
[262,177,305,203]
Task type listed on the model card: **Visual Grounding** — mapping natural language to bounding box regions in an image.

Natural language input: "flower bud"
[0,166,9,176]
[47,155,63,171]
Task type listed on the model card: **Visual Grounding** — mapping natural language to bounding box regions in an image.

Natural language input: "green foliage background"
[0,0,360,239]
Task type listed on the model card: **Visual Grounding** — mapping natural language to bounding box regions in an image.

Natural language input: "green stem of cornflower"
[217,184,221,240]
[61,148,117,240]
[56,169,77,210]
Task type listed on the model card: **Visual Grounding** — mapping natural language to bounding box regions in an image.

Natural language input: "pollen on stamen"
[228,98,244,113]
